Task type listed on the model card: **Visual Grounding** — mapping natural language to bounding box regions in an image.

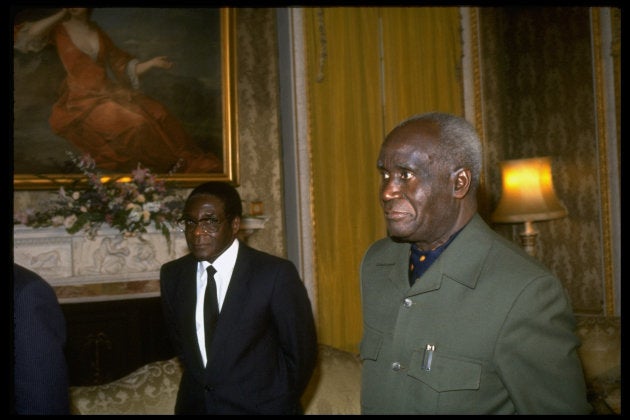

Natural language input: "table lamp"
[491,156,568,257]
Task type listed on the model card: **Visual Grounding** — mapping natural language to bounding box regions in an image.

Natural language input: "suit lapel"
[407,214,493,294]
[379,238,444,296]
[206,244,253,368]
[435,214,493,289]
[174,256,206,371]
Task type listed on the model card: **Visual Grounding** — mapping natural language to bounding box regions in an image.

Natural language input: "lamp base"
[519,221,538,257]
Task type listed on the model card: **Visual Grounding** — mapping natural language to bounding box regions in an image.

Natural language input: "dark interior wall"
[479,7,605,315]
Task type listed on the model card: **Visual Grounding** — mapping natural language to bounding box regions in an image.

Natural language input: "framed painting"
[12,7,238,190]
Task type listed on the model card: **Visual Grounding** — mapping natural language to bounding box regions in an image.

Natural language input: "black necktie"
[204,265,219,357]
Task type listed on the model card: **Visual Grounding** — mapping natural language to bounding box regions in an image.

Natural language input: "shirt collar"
[197,238,240,278]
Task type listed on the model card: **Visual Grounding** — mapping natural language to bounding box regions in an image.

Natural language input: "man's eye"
[401,170,413,180]
[380,172,390,180]
[183,218,218,226]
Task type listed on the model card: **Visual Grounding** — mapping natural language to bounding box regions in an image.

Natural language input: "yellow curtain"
[305,8,385,352]
[380,7,463,130]
[305,7,463,353]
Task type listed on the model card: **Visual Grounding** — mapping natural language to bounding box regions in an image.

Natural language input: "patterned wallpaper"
[479,7,604,315]
[232,9,285,257]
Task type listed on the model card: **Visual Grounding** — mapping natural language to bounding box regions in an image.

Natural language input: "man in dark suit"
[160,181,318,414]
[12,263,70,414]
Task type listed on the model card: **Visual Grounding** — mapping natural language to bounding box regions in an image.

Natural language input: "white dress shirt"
[196,239,239,366]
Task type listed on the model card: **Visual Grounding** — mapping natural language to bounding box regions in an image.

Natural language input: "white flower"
[143,202,161,213]
[19,152,184,245]
[128,209,142,223]
[64,214,78,229]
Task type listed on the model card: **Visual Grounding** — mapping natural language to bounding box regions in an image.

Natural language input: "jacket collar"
[385,214,494,294]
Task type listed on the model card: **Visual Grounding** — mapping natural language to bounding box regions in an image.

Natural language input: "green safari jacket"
[359,214,591,414]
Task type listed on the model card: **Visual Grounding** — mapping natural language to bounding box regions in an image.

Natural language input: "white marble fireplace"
[13,217,267,303]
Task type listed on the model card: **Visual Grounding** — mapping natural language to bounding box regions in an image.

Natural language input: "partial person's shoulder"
[14,263,43,281]
[486,230,553,279]
[160,253,196,275]
[13,264,58,304]
[163,252,194,266]
[240,243,291,264]
[461,215,554,277]
[238,243,298,275]
[13,264,48,291]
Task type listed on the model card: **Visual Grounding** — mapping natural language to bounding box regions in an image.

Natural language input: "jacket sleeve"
[14,272,70,414]
[270,260,318,399]
[159,262,184,359]
[495,273,592,414]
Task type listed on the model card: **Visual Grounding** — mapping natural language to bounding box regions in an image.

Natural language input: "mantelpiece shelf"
[14,218,268,303]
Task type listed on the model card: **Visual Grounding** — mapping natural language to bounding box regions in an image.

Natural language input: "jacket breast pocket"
[407,350,482,392]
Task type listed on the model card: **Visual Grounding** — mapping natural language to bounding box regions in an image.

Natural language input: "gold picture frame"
[13,7,238,190]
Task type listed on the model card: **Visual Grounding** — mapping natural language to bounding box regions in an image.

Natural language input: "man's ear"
[452,168,471,198]
[232,216,241,236]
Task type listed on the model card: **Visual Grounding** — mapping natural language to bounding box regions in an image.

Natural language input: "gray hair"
[397,112,483,190]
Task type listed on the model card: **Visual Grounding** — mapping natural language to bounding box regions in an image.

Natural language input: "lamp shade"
[491,156,568,223]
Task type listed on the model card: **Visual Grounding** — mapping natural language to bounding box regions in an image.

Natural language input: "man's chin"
[191,248,215,261]
[388,234,409,243]
[387,229,413,243]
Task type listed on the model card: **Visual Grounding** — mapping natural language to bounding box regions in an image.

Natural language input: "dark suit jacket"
[160,242,318,414]
[13,264,70,415]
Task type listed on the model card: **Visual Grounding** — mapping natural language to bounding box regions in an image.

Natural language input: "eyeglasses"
[177,217,225,234]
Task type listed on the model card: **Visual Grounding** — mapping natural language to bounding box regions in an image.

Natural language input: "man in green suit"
[359,112,591,414]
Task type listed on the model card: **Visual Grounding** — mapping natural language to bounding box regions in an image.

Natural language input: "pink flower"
[17,151,184,246]
[78,154,96,169]
[13,210,30,224]
[132,164,149,183]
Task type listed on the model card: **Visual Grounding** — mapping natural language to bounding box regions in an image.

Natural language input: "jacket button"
[403,298,413,308]
[391,362,402,371]
[204,385,214,392]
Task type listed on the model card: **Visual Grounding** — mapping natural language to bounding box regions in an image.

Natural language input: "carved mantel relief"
[13,219,267,303]
[13,225,189,302]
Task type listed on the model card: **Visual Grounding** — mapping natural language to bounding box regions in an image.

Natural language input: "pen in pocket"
[422,344,435,371]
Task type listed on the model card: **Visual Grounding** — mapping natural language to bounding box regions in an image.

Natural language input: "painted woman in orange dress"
[14,8,222,174]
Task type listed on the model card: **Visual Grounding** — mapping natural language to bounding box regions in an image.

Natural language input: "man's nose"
[381,179,402,201]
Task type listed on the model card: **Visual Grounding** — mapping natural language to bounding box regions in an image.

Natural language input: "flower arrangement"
[14,152,185,246]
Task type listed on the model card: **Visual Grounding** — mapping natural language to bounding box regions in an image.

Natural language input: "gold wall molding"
[591,8,620,316]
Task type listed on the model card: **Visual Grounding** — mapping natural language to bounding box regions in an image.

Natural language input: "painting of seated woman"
[13,8,225,175]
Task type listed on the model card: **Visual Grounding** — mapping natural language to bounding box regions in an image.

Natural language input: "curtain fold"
[305,8,385,352]
[380,7,464,130]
